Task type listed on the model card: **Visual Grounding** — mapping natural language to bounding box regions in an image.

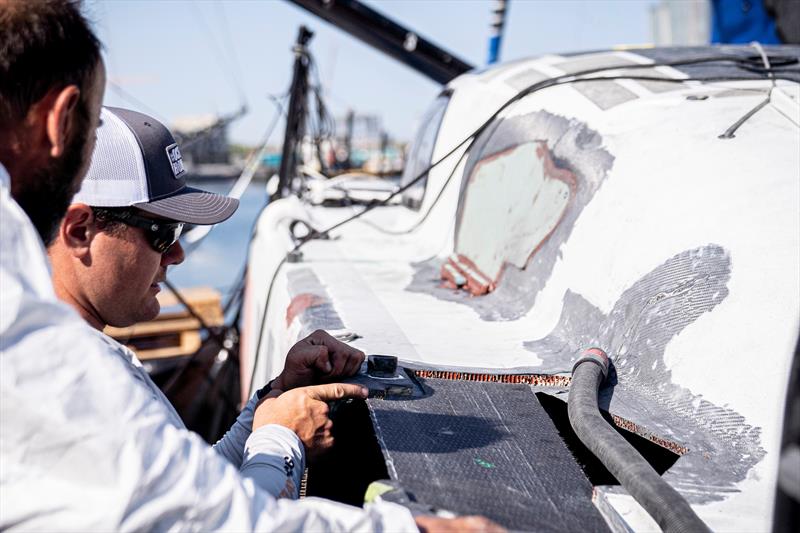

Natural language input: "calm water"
[168,180,268,296]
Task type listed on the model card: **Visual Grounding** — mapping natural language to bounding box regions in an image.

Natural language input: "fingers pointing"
[305,383,368,402]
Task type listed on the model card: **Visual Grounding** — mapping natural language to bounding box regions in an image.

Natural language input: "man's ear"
[43,85,81,158]
[58,203,97,257]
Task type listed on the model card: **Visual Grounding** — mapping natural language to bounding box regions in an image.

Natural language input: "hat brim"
[134,186,239,225]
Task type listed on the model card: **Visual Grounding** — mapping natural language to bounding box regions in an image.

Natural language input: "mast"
[274,26,314,201]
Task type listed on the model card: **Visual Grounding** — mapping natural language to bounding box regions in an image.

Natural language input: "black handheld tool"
[334,354,422,400]
[367,354,398,377]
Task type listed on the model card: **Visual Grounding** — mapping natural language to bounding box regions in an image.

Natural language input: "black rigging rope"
[292,74,799,246]
[287,53,800,242]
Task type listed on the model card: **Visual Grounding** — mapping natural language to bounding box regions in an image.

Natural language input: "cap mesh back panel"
[73,108,148,206]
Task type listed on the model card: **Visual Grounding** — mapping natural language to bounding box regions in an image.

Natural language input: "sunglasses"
[92,208,184,254]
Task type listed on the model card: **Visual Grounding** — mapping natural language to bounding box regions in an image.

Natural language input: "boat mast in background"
[274,26,314,202]
[270,0,478,201]
[487,0,509,65]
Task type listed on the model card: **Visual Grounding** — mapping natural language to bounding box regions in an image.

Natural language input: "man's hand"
[271,330,365,391]
[253,383,368,460]
[415,515,505,533]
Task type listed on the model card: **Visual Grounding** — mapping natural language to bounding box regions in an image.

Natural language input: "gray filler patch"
[505,67,548,91]
[368,379,608,532]
[286,268,345,337]
[571,79,639,110]
[618,67,686,93]
[554,52,638,74]
[525,245,765,503]
[407,110,614,321]
[553,52,639,109]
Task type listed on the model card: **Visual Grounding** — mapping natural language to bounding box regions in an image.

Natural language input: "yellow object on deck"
[105,286,223,360]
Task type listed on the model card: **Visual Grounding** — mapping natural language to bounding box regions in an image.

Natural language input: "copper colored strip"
[610,414,689,456]
[452,254,494,295]
[440,262,465,288]
[412,369,688,456]
[413,369,571,388]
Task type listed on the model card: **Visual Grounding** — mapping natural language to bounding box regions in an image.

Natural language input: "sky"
[88,0,661,145]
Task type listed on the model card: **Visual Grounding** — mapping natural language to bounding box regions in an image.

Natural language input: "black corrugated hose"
[568,348,710,533]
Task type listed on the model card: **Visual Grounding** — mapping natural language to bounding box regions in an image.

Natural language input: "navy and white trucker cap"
[73,107,238,225]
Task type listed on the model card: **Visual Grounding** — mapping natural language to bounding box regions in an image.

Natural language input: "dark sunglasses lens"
[148,223,183,253]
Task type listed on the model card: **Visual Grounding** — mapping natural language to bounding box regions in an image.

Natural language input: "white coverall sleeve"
[0,175,417,531]
[0,240,417,531]
[0,302,417,531]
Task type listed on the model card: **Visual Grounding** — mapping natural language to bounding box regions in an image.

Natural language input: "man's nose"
[162,239,185,266]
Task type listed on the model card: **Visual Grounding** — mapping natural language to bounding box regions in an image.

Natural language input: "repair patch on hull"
[444,141,575,296]
[286,269,345,337]
[525,245,765,502]
[408,110,613,321]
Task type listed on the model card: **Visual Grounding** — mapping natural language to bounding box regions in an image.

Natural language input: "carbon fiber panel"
[368,379,608,532]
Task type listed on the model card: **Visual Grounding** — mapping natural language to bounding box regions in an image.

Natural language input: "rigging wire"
[718,93,771,139]
[207,91,291,299]
[189,1,247,107]
[214,0,248,101]
[357,145,469,235]
[308,55,336,134]
[288,55,799,244]
[247,254,289,397]
[165,86,296,395]
[160,279,231,402]
[158,92,290,402]
[718,42,779,139]
[360,78,797,236]
[108,81,168,123]
[291,73,798,248]
[180,93,289,253]
[300,54,338,178]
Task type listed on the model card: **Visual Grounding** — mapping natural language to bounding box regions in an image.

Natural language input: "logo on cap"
[166,143,186,179]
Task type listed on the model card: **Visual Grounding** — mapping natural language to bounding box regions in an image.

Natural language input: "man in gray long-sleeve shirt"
[46,105,368,499]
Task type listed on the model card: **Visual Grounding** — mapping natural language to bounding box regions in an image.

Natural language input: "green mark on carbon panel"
[474,458,495,469]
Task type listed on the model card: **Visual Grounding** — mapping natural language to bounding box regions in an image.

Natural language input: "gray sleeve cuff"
[240,424,305,499]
